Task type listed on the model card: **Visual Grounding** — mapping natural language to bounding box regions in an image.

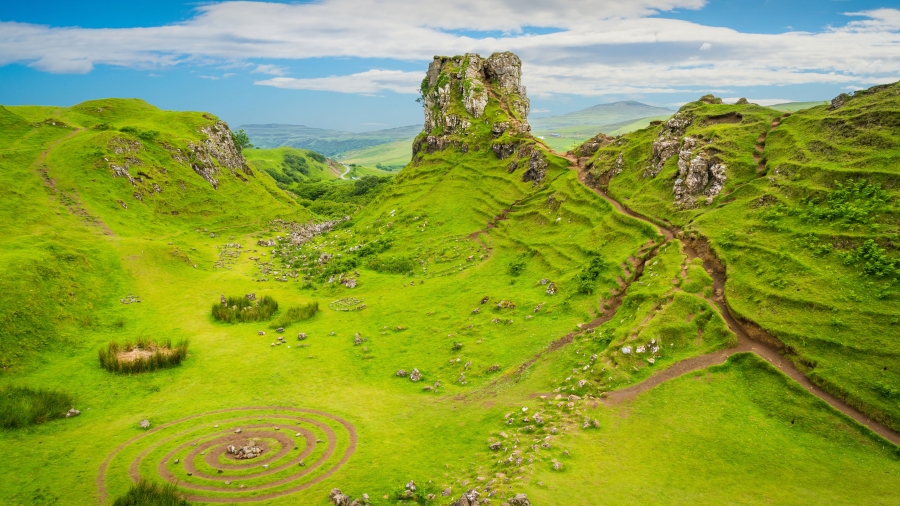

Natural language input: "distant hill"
[531,100,674,131]
[239,123,421,157]
[769,101,829,112]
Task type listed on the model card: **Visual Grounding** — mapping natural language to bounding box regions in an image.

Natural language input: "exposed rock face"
[521,149,548,186]
[672,136,726,207]
[418,52,530,157]
[830,92,851,110]
[645,112,692,178]
[571,132,614,159]
[187,121,252,189]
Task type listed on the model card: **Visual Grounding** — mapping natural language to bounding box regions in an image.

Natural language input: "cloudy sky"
[1,0,898,131]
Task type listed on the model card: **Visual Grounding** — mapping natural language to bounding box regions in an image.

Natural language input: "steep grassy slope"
[580,84,900,431]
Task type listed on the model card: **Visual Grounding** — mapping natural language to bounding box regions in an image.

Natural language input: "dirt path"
[558,150,900,446]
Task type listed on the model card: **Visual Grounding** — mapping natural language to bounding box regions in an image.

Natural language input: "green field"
[2,66,899,506]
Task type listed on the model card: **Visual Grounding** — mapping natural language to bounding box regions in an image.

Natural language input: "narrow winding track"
[561,152,900,446]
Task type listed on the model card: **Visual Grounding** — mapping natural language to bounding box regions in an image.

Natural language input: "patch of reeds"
[211,295,278,323]
[112,479,191,506]
[99,338,188,374]
[269,301,319,329]
[0,385,74,429]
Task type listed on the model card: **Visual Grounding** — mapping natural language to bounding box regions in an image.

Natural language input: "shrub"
[283,153,309,175]
[367,255,415,274]
[270,301,319,329]
[0,386,74,429]
[231,129,253,153]
[576,253,607,294]
[99,338,189,374]
[211,295,278,323]
[508,258,526,276]
[112,479,191,506]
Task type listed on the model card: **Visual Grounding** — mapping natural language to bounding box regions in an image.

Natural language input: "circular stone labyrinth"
[98,407,356,503]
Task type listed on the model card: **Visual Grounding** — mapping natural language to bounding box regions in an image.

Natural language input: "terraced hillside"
[1,57,899,506]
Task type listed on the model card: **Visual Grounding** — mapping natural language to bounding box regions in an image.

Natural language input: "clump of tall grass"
[99,338,188,374]
[0,386,74,429]
[211,295,278,323]
[269,301,319,329]
[112,479,191,506]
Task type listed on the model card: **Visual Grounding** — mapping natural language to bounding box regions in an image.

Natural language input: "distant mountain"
[530,101,674,131]
[239,123,422,157]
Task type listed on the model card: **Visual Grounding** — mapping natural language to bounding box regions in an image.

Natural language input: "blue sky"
[1,0,898,131]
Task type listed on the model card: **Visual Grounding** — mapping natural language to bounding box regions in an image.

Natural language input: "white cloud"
[252,64,288,76]
[0,1,898,97]
[255,69,422,94]
[531,108,551,113]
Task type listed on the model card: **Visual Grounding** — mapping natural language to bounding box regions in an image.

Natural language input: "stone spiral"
[98,407,356,503]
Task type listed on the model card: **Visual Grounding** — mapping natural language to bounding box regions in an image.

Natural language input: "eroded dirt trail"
[560,151,900,446]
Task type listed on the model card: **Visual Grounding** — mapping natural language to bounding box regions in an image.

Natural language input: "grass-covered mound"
[269,301,318,329]
[211,295,278,323]
[112,479,191,506]
[0,386,74,428]
[99,338,188,373]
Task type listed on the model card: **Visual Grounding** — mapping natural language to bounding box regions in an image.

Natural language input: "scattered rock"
[396,369,409,377]
[410,369,422,382]
[227,440,264,459]
[139,419,150,429]
[329,488,351,506]
[258,330,266,336]
[298,333,307,340]
[65,408,80,418]
[545,282,557,295]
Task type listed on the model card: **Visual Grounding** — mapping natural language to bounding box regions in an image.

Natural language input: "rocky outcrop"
[418,52,530,156]
[187,121,252,188]
[672,136,726,208]
[571,132,614,159]
[645,111,692,178]
[522,149,548,186]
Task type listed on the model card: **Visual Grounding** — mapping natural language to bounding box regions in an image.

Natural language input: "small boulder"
[409,369,422,382]
[65,408,80,418]
[396,369,408,377]
[139,419,150,429]
[329,488,351,506]
[298,332,307,340]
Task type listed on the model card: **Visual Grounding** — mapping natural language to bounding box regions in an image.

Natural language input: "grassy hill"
[244,146,340,182]
[2,68,899,506]
[770,100,829,112]
[239,123,421,157]
[338,138,413,170]
[580,85,900,432]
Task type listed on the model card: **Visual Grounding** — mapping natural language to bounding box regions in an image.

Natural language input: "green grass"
[0,385,74,428]
[99,338,189,374]
[269,301,319,329]
[112,479,191,506]
[211,295,278,323]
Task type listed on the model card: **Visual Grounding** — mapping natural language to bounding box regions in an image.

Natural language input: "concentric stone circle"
[98,407,356,503]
